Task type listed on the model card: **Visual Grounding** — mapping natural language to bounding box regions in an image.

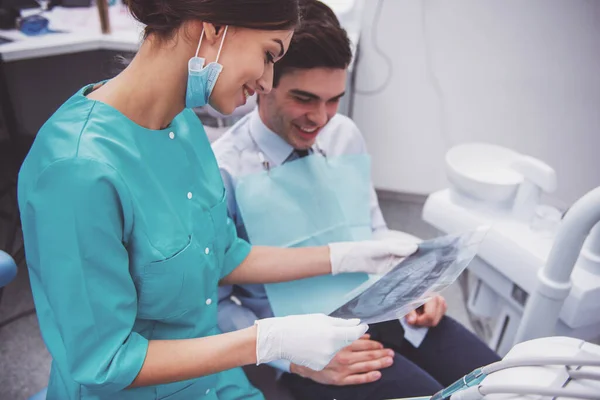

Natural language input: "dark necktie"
[295,149,310,158]
[285,148,311,163]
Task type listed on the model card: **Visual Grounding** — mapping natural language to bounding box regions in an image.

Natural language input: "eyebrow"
[290,89,346,102]
[273,39,285,57]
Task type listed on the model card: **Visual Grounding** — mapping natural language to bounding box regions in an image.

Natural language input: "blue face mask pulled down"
[186,26,228,109]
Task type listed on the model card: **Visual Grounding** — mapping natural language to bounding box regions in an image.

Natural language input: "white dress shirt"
[213,108,388,373]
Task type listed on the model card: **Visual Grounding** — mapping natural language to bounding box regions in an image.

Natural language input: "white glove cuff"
[255,318,281,366]
[328,242,350,275]
[254,320,262,365]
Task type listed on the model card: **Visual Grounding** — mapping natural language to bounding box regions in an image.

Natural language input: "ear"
[203,22,225,44]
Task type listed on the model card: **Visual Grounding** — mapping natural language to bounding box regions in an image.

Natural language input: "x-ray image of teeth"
[329,226,490,324]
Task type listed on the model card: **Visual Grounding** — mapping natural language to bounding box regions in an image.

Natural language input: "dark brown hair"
[125,0,300,39]
[272,0,352,87]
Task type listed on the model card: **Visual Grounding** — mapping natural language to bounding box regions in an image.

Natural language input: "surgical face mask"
[186,25,228,109]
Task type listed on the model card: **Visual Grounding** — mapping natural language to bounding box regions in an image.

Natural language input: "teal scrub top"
[17,84,264,400]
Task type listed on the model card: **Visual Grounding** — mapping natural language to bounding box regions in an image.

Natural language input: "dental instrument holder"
[423,144,600,356]
[510,156,558,223]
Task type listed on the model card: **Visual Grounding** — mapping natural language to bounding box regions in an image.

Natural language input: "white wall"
[353,0,600,207]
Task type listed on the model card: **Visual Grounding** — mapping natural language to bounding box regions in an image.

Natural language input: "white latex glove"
[329,240,418,275]
[255,314,368,371]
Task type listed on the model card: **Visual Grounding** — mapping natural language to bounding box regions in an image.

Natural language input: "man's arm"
[369,186,388,234]
[217,164,292,372]
[342,116,388,234]
[290,334,394,386]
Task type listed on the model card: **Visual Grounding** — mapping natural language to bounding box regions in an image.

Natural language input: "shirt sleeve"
[343,118,388,233]
[369,187,388,234]
[20,158,147,394]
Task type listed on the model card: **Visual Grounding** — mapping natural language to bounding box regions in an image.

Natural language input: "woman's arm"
[132,314,369,387]
[130,326,257,387]
[221,240,419,286]
[220,245,331,285]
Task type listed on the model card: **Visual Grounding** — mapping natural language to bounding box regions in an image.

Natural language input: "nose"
[256,65,274,94]
[308,102,328,127]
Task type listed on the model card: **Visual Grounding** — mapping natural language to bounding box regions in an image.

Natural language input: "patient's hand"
[406,295,447,327]
[290,334,394,386]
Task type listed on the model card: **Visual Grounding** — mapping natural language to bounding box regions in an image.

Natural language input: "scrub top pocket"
[136,235,200,320]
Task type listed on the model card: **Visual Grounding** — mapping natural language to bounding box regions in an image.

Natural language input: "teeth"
[243,87,250,99]
[299,126,317,133]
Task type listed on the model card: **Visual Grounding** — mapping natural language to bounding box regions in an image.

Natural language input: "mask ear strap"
[195,27,205,57]
[215,25,228,63]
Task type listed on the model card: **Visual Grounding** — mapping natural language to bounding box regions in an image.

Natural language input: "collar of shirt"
[249,109,310,167]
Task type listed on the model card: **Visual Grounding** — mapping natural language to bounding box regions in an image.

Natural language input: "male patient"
[214,1,499,399]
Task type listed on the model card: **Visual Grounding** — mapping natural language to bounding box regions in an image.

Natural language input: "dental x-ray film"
[329,226,490,324]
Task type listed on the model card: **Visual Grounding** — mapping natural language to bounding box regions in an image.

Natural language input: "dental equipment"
[423,143,600,356]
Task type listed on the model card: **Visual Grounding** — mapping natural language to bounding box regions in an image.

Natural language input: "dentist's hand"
[255,314,368,371]
[329,240,418,276]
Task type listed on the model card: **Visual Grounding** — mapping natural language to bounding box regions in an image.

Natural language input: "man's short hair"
[272,0,353,87]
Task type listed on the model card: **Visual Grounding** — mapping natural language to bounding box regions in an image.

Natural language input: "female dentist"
[17,0,417,399]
